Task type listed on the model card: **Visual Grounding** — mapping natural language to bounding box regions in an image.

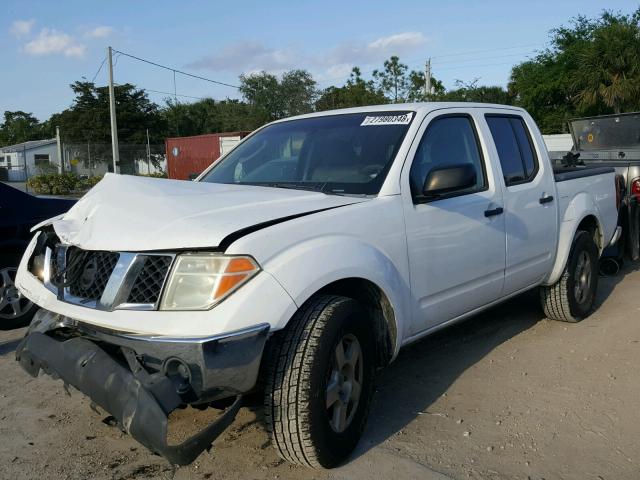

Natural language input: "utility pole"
[146,129,151,175]
[424,58,432,100]
[22,142,28,192]
[107,46,120,174]
[56,126,63,174]
[87,141,92,177]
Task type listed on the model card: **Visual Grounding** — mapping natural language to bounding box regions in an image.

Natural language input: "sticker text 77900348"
[361,112,413,126]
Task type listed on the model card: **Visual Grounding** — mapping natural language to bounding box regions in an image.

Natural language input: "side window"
[409,116,486,198]
[486,115,538,186]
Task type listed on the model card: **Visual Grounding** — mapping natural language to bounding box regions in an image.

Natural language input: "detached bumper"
[16,310,270,465]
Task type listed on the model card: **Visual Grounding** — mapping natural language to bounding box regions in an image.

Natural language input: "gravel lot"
[1,265,639,480]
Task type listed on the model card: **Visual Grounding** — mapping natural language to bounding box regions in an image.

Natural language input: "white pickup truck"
[15,103,620,468]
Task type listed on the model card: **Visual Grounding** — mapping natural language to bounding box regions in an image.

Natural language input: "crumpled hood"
[37,173,366,251]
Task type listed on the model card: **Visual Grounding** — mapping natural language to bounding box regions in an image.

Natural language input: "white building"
[0,138,60,181]
[542,134,574,156]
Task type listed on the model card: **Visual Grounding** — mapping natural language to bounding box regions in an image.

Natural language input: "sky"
[1,0,638,121]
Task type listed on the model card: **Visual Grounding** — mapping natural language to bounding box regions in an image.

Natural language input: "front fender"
[262,235,410,357]
[543,192,605,286]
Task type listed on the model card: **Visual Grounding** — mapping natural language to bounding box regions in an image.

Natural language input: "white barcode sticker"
[361,112,413,126]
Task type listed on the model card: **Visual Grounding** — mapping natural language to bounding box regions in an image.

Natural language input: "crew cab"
[14,103,619,468]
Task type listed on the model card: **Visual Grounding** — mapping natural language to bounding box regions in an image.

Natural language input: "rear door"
[484,112,557,294]
[401,110,506,335]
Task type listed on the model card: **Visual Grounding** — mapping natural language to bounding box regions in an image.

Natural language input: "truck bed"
[553,166,616,182]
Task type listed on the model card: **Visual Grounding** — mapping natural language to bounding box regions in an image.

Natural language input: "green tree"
[48,81,166,144]
[510,9,640,133]
[438,79,513,104]
[239,69,317,122]
[0,111,45,146]
[162,98,263,137]
[406,70,445,101]
[373,56,409,103]
[315,67,387,110]
[574,10,640,113]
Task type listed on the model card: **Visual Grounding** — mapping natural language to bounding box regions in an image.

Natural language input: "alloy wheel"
[0,267,33,320]
[325,333,363,433]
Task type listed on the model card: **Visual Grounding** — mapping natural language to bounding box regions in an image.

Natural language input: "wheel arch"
[315,277,397,368]
[544,211,604,286]
[261,234,409,363]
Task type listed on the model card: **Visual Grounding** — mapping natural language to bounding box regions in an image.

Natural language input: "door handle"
[484,207,504,217]
[539,195,554,204]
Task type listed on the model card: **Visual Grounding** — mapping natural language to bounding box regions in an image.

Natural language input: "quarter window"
[486,115,538,186]
[409,116,486,198]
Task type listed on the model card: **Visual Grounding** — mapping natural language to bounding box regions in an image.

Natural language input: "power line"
[431,43,543,60]
[90,56,107,83]
[144,88,209,101]
[432,51,538,66]
[113,82,209,101]
[315,43,544,88]
[112,48,241,89]
[436,61,518,72]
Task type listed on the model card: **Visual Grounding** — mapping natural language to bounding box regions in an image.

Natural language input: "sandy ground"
[1,265,639,480]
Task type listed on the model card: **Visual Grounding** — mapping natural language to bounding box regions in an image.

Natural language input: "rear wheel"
[264,295,375,468]
[540,230,599,322]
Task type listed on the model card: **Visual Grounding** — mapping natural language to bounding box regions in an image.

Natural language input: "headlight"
[159,253,259,310]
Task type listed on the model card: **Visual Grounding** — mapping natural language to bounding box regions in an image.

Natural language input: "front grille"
[49,246,173,309]
[66,248,119,301]
[127,255,173,304]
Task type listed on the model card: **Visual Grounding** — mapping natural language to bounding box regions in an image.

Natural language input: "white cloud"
[186,41,297,73]
[10,19,35,37]
[185,31,428,84]
[368,32,426,51]
[321,32,428,67]
[84,26,113,38]
[24,28,86,57]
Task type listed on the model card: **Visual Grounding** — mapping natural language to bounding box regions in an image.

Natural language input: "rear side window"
[486,115,538,186]
[409,115,486,198]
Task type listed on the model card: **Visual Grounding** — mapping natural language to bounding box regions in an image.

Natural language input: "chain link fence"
[62,143,166,177]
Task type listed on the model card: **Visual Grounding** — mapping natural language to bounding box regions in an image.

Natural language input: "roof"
[279,102,524,123]
[0,138,57,153]
[165,131,251,141]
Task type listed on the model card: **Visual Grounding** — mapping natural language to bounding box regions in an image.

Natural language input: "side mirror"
[423,164,477,197]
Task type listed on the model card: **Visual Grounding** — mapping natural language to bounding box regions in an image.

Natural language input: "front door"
[402,111,506,336]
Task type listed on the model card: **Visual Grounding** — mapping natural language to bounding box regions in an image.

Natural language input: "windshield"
[200,111,414,195]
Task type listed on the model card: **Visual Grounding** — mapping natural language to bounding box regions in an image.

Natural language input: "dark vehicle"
[550,112,640,270]
[0,182,75,329]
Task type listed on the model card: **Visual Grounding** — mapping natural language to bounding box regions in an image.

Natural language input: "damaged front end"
[16,309,269,465]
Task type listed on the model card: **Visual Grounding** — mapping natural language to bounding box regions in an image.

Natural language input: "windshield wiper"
[246,182,328,193]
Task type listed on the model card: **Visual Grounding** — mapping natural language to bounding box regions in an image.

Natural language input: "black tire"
[540,230,599,322]
[0,266,39,330]
[0,250,39,330]
[264,295,375,468]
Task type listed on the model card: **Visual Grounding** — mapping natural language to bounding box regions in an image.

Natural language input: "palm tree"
[574,19,640,114]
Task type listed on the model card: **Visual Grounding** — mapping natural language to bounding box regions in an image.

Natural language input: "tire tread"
[540,230,596,323]
[264,295,350,468]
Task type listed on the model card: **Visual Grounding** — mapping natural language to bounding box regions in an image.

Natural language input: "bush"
[26,173,103,195]
[79,175,104,190]
[139,171,167,178]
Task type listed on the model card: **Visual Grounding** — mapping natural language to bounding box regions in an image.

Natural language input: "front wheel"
[264,295,374,468]
[0,267,38,330]
[540,230,599,322]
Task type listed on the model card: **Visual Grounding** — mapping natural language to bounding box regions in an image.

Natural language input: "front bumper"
[16,309,270,465]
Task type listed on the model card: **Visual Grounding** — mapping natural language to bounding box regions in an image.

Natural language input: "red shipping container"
[166,132,250,180]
